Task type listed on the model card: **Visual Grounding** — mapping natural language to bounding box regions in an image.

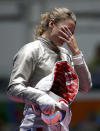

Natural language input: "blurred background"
[0,0,100,131]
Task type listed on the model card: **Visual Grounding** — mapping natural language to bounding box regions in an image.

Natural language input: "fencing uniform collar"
[37,36,60,54]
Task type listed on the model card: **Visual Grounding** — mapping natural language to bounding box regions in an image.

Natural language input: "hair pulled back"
[34,8,76,39]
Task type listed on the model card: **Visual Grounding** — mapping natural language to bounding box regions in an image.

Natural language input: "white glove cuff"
[72,51,84,65]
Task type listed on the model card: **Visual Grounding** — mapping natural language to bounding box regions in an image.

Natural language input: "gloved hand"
[41,100,68,125]
[36,93,61,115]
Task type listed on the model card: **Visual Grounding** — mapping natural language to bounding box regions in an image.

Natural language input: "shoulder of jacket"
[18,40,42,54]
[23,40,42,51]
[13,40,42,60]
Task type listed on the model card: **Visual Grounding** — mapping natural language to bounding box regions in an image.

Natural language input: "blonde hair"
[34,8,76,39]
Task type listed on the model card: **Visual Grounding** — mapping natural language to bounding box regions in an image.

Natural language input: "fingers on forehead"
[60,25,72,35]
[64,26,72,35]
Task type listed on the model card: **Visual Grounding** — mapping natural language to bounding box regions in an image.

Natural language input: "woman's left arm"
[65,34,92,92]
[65,35,92,92]
[72,52,92,92]
[57,26,92,92]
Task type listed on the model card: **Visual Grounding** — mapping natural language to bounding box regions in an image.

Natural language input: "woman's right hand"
[37,93,61,115]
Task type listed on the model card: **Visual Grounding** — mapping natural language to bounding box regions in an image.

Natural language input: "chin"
[56,39,64,46]
[57,42,64,46]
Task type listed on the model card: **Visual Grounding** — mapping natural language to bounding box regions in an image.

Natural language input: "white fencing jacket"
[7,36,92,130]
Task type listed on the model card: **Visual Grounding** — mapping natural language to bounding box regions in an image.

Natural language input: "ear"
[49,19,55,28]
